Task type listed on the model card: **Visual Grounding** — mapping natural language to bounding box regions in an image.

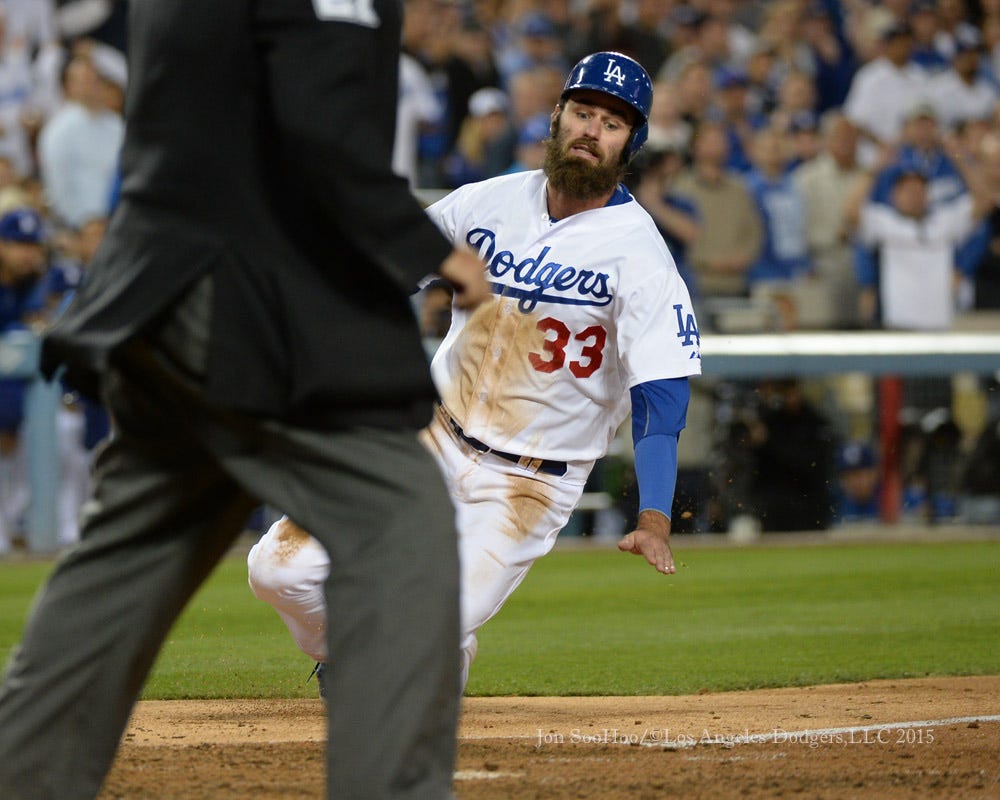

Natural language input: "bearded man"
[248,52,702,693]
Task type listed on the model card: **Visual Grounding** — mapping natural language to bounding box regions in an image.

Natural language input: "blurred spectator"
[744,41,782,117]
[503,111,550,173]
[847,0,911,62]
[37,53,123,229]
[0,8,39,178]
[577,0,675,77]
[684,12,741,78]
[710,67,759,173]
[703,0,758,67]
[0,155,16,195]
[671,59,716,129]
[981,13,1000,88]
[960,131,1000,307]
[785,109,824,169]
[843,21,926,168]
[611,0,673,77]
[909,0,951,75]
[630,143,701,302]
[2,0,58,51]
[0,207,49,553]
[851,167,991,329]
[442,86,511,187]
[497,11,568,88]
[400,0,462,188]
[769,70,818,142]
[576,0,627,68]
[870,102,966,207]
[495,65,563,175]
[52,214,108,546]
[934,0,981,60]
[83,39,127,113]
[833,440,881,523]
[928,29,999,132]
[0,206,47,330]
[756,0,815,81]
[743,126,812,328]
[673,120,762,300]
[645,78,693,152]
[793,111,868,328]
[507,63,563,127]
[441,19,502,147]
[799,0,859,113]
[394,52,443,188]
[746,378,836,532]
[657,5,709,81]
[958,414,1000,523]
[56,0,128,52]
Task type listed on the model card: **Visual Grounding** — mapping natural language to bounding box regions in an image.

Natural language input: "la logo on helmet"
[603,60,626,87]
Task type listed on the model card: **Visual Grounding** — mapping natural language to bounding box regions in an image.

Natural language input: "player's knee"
[249,524,330,609]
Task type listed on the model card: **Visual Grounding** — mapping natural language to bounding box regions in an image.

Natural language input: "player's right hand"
[438,248,490,310]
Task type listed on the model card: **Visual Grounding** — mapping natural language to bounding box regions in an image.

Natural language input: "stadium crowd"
[0,0,997,552]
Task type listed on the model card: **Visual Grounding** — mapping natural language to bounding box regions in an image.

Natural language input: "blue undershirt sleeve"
[629,378,690,520]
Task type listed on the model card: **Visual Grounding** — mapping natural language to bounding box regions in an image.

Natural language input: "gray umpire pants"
[0,277,460,800]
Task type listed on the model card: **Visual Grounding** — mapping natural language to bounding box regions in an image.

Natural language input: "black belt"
[445,414,567,477]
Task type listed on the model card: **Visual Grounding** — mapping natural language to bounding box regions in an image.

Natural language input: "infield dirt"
[98,675,999,799]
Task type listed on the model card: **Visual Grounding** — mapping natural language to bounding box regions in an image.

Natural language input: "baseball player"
[248,52,702,690]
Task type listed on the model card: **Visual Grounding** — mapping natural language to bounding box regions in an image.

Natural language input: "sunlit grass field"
[0,539,996,698]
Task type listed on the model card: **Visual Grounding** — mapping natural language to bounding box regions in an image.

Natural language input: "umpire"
[0,2,487,799]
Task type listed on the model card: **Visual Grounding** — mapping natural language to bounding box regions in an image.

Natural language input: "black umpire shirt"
[42,0,452,430]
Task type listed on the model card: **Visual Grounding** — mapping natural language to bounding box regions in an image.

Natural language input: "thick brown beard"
[543,115,627,201]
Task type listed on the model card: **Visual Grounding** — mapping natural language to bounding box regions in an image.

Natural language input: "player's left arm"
[617,377,690,575]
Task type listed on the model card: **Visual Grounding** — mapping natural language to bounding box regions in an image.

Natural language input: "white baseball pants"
[248,409,591,689]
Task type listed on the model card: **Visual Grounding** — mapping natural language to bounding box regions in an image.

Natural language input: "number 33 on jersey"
[427,170,701,464]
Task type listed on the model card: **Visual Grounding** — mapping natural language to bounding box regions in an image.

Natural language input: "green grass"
[1,540,997,698]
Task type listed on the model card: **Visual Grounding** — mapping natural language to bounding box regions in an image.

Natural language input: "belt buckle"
[517,455,544,472]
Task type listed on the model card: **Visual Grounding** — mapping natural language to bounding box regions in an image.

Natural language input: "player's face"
[544,91,632,199]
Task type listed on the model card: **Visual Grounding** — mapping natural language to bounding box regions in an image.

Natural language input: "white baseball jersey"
[248,169,704,693]
[858,195,974,330]
[428,169,702,462]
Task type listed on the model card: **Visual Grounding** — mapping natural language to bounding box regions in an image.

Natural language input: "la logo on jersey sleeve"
[674,303,701,359]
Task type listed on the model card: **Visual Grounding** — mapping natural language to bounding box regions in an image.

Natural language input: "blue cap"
[0,208,44,244]
[561,51,653,158]
[518,112,552,145]
[838,441,876,471]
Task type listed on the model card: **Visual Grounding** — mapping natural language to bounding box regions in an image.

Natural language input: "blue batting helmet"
[560,51,653,159]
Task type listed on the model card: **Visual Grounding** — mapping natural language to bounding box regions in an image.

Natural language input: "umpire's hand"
[439,248,490,309]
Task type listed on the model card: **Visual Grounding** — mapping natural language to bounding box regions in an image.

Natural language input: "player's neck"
[545,184,616,221]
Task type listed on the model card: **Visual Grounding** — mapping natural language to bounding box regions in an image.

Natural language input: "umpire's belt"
[443,412,567,477]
